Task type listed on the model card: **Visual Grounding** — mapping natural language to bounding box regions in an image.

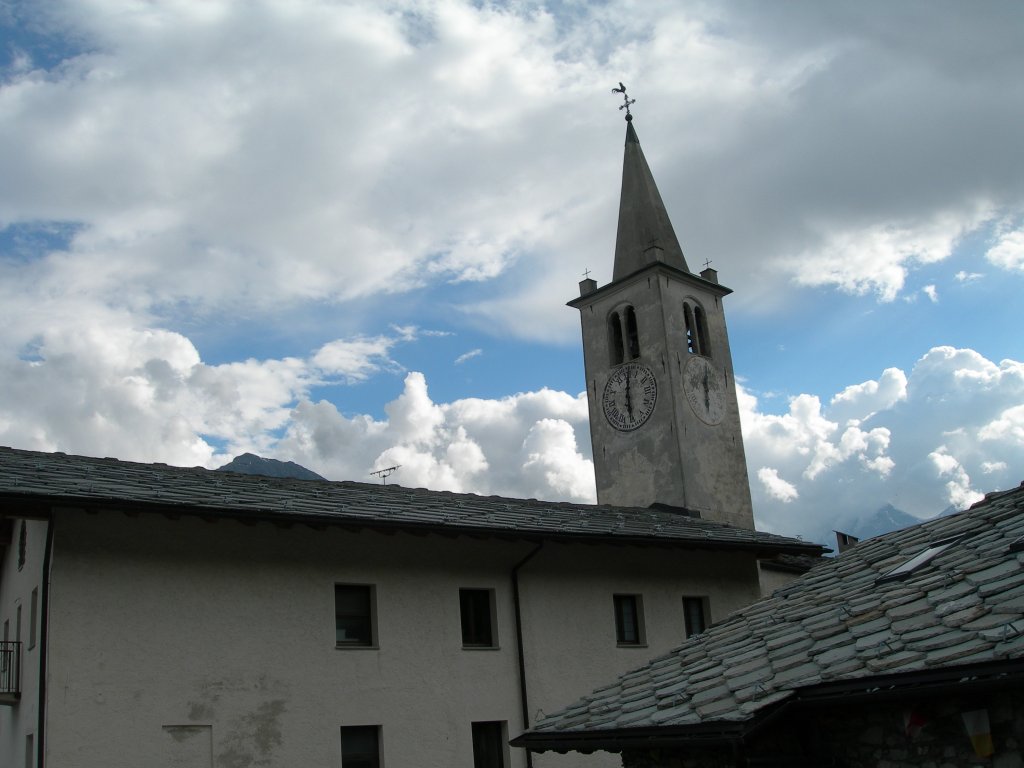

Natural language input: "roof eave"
[0,492,824,556]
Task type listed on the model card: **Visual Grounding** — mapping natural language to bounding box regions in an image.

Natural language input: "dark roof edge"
[792,658,1024,704]
[513,660,1024,754]
[510,721,746,753]
[0,493,825,556]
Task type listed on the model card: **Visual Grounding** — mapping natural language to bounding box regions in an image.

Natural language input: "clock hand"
[624,367,634,419]
[703,366,710,410]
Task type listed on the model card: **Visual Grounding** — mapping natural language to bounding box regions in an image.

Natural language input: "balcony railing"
[0,641,21,704]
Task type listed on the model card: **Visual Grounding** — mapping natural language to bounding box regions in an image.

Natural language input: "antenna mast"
[370,465,401,485]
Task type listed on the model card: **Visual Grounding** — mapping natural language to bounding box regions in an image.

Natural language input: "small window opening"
[877,535,964,584]
[335,584,376,647]
[340,725,380,768]
[29,588,38,650]
[625,306,640,359]
[460,588,496,648]
[18,521,26,571]
[683,303,697,354]
[682,596,708,638]
[613,594,645,646]
[608,312,624,366]
[472,721,508,768]
[694,306,710,358]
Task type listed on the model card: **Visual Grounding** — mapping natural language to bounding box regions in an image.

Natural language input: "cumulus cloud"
[742,346,1024,543]
[757,468,799,503]
[280,373,595,501]
[986,228,1024,272]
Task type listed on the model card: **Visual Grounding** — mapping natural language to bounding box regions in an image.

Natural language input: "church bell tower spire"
[570,91,755,529]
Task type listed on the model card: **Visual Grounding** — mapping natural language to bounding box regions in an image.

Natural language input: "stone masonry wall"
[622,688,1024,768]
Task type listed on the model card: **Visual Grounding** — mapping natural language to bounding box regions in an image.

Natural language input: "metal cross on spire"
[611,82,635,120]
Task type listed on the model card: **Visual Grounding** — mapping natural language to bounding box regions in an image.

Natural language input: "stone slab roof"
[520,482,1024,746]
[0,446,820,554]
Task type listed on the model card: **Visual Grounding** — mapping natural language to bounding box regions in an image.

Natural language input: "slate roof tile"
[525,482,1024,742]
[0,446,822,554]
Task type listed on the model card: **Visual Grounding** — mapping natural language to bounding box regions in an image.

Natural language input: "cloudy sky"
[1,0,1022,544]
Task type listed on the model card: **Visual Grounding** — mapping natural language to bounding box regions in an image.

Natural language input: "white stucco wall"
[30,507,762,768]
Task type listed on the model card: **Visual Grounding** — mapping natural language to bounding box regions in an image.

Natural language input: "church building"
[0,106,812,768]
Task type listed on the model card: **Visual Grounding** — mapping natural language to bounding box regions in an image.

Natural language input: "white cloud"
[955,270,984,282]
[978,403,1024,445]
[281,373,595,502]
[742,346,1024,542]
[454,349,482,365]
[986,228,1024,271]
[784,208,990,301]
[312,337,401,382]
[928,447,984,510]
[757,467,799,502]
[828,367,908,425]
[922,284,938,302]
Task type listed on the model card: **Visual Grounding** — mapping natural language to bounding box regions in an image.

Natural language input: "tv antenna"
[370,465,401,485]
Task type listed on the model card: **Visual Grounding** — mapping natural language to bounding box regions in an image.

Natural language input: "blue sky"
[1,0,1022,544]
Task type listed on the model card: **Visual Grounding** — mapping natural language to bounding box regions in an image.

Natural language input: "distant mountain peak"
[216,453,325,481]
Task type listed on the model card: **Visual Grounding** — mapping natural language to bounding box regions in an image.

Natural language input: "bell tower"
[571,107,754,529]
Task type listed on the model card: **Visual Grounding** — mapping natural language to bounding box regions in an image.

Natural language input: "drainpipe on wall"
[511,541,543,768]
[37,515,54,768]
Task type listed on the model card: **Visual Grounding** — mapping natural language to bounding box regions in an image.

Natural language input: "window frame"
[459,588,497,649]
[876,535,965,584]
[335,584,377,649]
[613,593,646,647]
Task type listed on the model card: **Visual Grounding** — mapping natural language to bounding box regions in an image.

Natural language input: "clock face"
[602,362,658,432]
[683,356,725,425]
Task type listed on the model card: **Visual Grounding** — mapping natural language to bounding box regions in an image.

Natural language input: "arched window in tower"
[683,303,697,354]
[608,311,624,366]
[694,306,710,358]
[624,306,640,360]
[683,302,712,357]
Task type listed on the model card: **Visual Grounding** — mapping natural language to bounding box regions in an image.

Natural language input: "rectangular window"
[16,603,22,645]
[472,721,507,768]
[335,585,376,647]
[682,596,708,638]
[460,589,496,648]
[613,594,645,646]
[340,725,380,768]
[29,588,38,650]
[26,733,34,768]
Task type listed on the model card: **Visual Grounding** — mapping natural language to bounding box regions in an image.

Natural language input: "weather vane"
[611,82,635,120]
[370,465,401,485]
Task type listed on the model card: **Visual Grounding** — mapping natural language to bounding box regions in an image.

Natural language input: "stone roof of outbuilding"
[0,446,820,554]
[520,482,1024,745]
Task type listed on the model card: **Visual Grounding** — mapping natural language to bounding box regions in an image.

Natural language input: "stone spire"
[612,119,690,280]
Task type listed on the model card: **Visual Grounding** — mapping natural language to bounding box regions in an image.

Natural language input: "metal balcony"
[0,641,21,705]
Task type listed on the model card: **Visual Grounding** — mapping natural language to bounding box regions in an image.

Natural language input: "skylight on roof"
[877,535,964,583]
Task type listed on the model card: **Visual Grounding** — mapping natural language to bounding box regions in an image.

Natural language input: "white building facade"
[0,447,820,768]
